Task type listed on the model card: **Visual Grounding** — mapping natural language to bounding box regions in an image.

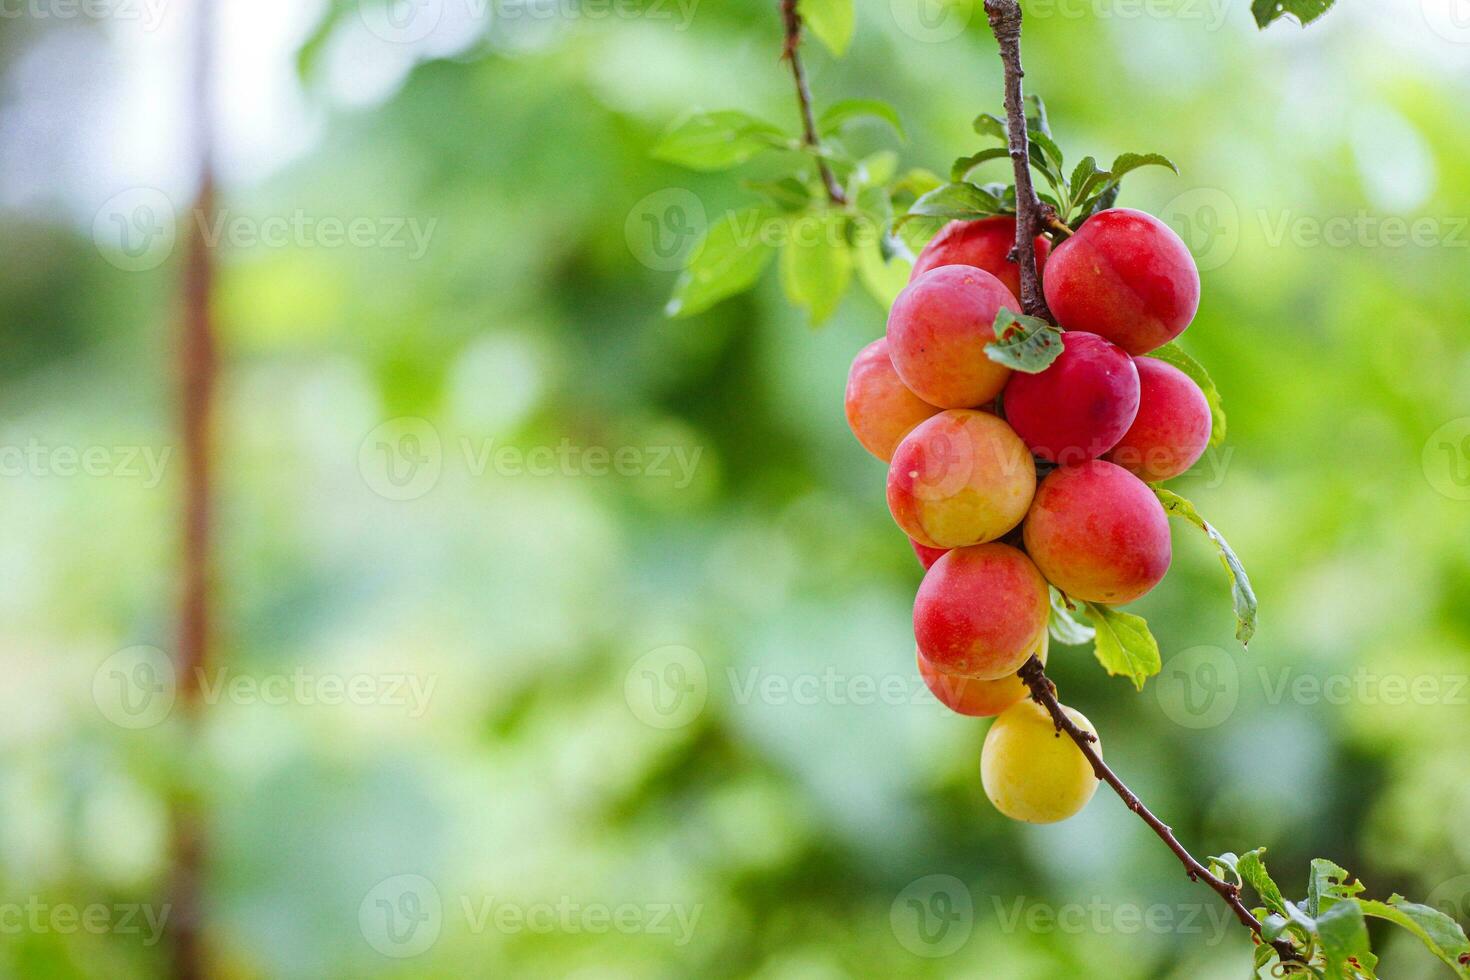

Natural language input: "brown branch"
[169,0,217,976]
[780,0,846,205]
[982,0,1050,320]
[1017,656,1302,966]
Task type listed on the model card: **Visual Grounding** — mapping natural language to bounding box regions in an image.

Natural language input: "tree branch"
[982,0,1050,320]
[1017,656,1302,965]
[780,0,846,205]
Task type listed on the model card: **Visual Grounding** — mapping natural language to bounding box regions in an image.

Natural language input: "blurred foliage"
[1,1,1468,978]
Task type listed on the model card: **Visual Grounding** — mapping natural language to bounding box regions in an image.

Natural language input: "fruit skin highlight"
[981,698,1101,824]
[918,629,1048,717]
[1003,330,1140,464]
[1105,356,1212,482]
[913,543,1050,680]
[1042,208,1200,355]
[887,410,1036,549]
[886,265,1020,409]
[1023,459,1172,605]
[844,338,941,462]
[910,216,1052,299]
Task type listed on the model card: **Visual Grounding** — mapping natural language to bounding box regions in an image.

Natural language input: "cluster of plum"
[845,208,1210,823]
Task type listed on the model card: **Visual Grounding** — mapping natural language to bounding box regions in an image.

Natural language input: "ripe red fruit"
[886,265,1020,409]
[913,543,1050,680]
[910,216,1052,299]
[1042,208,1200,355]
[910,539,949,571]
[917,630,1047,717]
[1105,357,1212,482]
[1023,460,1172,605]
[887,410,1036,549]
[1002,331,1140,464]
[844,338,941,462]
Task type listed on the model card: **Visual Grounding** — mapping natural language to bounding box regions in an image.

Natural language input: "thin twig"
[169,0,217,975]
[1017,657,1302,965]
[780,0,846,205]
[982,0,1050,320]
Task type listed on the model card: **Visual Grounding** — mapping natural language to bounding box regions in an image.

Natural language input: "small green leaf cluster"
[1209,850,1470,978]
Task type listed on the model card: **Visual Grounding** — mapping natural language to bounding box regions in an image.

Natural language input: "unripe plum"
[844,338,941,462]
[913,543,1049,680]
[918,629,1048,717]
[1105,357,1212,482]
[1002,331,1140,464]
[981,698,1100,823]
[888,410,1036,549]
[886,265,1020,409]
[1042,208,1200,355]
[1023,460,1171,605]
[910,539,949,571]
[910,216,1051,299]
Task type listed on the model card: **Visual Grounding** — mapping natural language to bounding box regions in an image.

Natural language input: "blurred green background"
[3,0,1470,976]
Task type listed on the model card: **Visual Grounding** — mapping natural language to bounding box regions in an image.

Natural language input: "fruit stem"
[982,0,1053,321]
[1016,656,1304,966]
[780,0,847,206]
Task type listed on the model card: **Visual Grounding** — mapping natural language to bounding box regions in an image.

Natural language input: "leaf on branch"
[1069,152,1177,223]
[951,147,1011,182]
[1317,899,1376,978]
[653,110,789,171]
[744,177,814,212]
[984,309,1064,373]
[898,181,1006,226]
[1083,602,1161,691]
[973,113,1008,141]
[1145,342,1227,448]
[889,168,944,202]
[819,99,905,140]
[1048,588,1095,646]
[1358,897,1470,977]
[1252,0,1336,29]
[798,0,855,56]
[1110,152,1178,180]
[667,208,782,318]
[1307,858,1365,917]
[780,210,852,326]
[1024,93,1051,137]
[1153,488,1258,647]
[1235,849,1291,918]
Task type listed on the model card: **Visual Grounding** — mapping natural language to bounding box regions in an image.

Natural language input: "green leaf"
[1145,342,1227,448]
[951,147,1011,182]
[1235,849,1291,918]
[798,0,854,56]
[667,208,781,318]
[1049,588,1095,646]
[1252,0,1336,29]
[780,210,852,326]
[1109,151,1179,181]
[1029,129,1066,176]
[890,168,944,201]
[984,309,1064,373]
[1153,488,1258,647]
[819,99,904,140]
[1317,900,1376,978]
[1024,93,1051,136]
[1359,897,1470,977]
[899,182,1005,226]
[1067,156,1107,217]
[1308,859,1365,917]
[652,110,788,171]
[854,236,910,309]
[744,177,814,212]
[973,113,1008,141]
[1083,602,1161,691]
